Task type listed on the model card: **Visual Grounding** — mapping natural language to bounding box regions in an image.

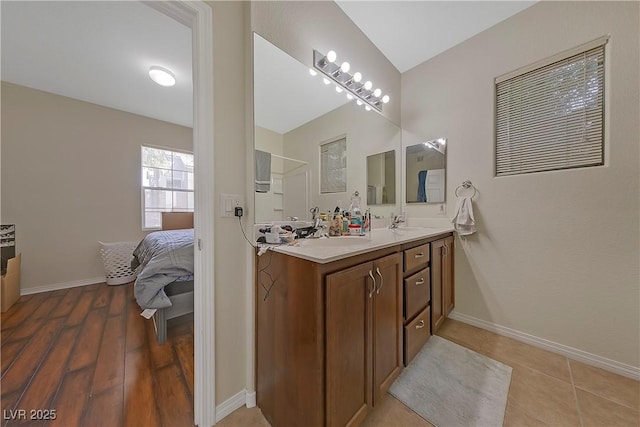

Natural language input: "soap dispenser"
[349,191,363,234]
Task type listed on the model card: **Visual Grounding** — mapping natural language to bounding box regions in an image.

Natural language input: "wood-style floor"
[1,282,194,427]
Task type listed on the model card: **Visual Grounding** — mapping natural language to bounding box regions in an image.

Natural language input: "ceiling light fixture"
[312,49,389,112]
[149,66,176,87]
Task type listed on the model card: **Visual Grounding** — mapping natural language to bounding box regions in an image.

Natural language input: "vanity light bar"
[312,49,388,113]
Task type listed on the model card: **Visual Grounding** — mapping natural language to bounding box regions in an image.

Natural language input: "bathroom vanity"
[255,227,455,427]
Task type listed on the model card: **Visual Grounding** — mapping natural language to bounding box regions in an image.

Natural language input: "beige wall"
[209,0,251,405]
[402,2,639,368]
[0,82,192,291]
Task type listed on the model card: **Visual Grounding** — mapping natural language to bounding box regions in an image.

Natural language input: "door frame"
[142,1,215,426]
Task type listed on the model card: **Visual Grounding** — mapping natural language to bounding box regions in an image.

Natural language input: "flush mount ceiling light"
[148,66,176,87]
[312,49,389,113]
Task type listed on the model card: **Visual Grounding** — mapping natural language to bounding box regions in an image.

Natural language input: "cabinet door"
[431,239,445,332]
[372,253,403,405]
[443,236,455,317]
[326,262,374,427]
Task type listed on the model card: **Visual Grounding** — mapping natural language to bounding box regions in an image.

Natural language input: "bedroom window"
[495,37,607,177]
[141,145,194,229]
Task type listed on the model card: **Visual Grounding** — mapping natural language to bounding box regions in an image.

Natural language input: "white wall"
[283,103,402,219]
[402,1,639,368]
[0,82,192,291]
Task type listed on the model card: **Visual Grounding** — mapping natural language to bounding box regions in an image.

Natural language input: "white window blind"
[141,146,194,229]
[495,40,606,177]
[320,137,347,193]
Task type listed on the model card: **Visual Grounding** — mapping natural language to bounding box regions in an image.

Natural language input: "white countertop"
[265,226,454,264]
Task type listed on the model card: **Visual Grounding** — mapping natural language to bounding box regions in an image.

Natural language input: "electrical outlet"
[220,193,243,217]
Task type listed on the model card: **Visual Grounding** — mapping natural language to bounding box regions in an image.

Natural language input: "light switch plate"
[220,193,243,217]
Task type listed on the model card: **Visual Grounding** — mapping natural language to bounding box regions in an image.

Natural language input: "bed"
[131,212,194,344]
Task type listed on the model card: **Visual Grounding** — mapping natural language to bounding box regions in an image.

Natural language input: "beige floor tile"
[479,333,571,383]
[570,359,640,411]
[507,363,581,426]
[435,318,490,352]
[361,394,433,427]
[503,400,549,426]
[216,406,272,427]
[576,388,640,427]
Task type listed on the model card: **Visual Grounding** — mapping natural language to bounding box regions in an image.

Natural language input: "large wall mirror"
[253,33,402,223]
[406,137,446,203]
[366,150,395,205]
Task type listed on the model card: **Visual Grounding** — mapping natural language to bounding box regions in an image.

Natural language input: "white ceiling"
[336,1,536,73]
[1,1,535,130]
[1,1,193,127]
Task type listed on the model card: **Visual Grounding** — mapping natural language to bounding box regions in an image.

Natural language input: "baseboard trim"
[449,311,640,381]
[245,390,256,408]
[215,389,255,423]
[20,277,105,296]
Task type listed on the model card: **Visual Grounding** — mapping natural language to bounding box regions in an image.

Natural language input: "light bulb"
[382,95,390,104]
[439,138,446,145]
[364,81,373,90]
[365,105,372,111]
[340,62,350,73]
[335,86,343,93]
[353,72,362,83]
[356,100,363,106]
[323,77,331,85]
[373,88,382,97]
[326,50,337,63]
[346,93,353,100]
[309,68,317,76]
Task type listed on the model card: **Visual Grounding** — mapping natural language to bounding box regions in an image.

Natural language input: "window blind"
[495,42,606,177]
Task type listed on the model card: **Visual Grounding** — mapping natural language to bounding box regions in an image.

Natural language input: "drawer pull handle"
[416,320,425,329]
[415,278,425,286]
[375,267,383,294]
[367,270,376,299]
[414,253,425,258]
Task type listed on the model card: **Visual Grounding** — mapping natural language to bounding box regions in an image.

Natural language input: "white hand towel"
[451,197,476,236]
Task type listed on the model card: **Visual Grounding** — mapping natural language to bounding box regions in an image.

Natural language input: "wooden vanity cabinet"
[401,242,431,365]
[431,235,454,332]
[256,246,402,427]
[326,253,402,427]
[255,232,454,427]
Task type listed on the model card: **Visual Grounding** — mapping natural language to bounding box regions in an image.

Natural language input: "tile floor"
[221,318,639,427]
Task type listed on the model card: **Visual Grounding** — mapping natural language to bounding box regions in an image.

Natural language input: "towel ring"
[455,180,477,198]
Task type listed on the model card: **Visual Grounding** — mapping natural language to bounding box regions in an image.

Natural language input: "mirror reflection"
[406,137,446,203]
[253,33,402,223]
[366,150,395,205]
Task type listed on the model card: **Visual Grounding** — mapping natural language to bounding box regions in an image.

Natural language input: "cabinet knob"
[415,278,425,286]
[416,319,425,329]
[414,253,425,258]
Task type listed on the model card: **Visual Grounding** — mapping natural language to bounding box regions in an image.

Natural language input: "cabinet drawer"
[404,267,430,321]
[404,243,430,273]
[404,306,431,366]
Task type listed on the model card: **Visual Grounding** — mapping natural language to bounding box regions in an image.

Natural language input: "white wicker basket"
[98,241,138,286]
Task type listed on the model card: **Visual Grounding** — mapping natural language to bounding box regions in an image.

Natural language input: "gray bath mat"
[389,335,512,427]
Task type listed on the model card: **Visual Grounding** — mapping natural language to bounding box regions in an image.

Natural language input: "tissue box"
[1,253,21,312]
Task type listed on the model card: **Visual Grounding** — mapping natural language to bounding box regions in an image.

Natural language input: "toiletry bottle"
[349,191,363,232]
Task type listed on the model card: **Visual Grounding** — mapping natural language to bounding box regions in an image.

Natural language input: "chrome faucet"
[389,213,406,229]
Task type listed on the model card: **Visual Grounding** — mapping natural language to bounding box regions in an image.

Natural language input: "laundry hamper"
[98,241,138,285]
